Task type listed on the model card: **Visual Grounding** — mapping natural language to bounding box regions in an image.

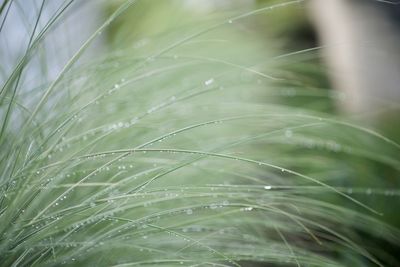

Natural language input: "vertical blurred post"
[309,0,400,129]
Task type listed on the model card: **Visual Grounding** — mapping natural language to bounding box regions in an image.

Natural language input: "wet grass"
[1,0,400,266]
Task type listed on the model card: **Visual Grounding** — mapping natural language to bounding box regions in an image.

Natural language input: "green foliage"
[1,0,399,266]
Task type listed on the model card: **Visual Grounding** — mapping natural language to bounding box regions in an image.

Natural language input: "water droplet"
[130,117,138,125]
[284,129,293,138]
[209,203,218,210]
[204,78,214,86]
[186,209,193,215]
[147,107,156,114]
[326,141,341,152]
[347,188,353,194]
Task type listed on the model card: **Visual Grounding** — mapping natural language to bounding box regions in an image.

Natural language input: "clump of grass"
[1,0,400,266]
